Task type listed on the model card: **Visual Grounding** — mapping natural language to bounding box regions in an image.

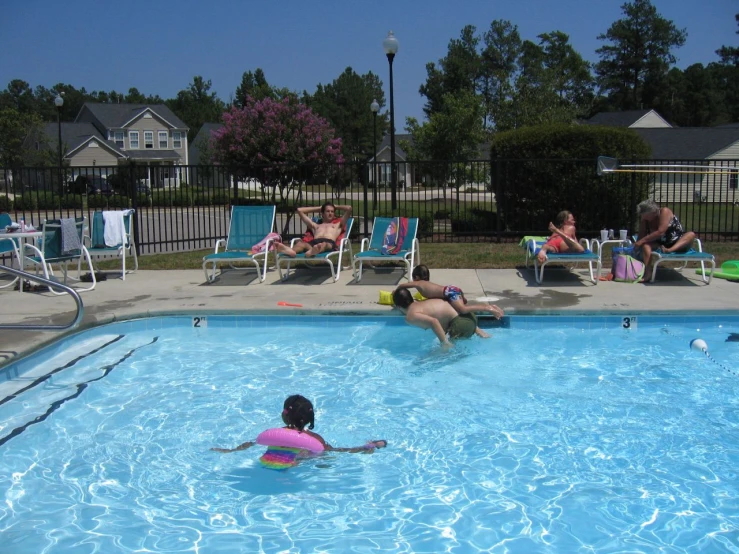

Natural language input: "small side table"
[591,238,630,266]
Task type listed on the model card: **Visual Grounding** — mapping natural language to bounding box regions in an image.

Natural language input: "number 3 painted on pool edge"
[622,316,637,330]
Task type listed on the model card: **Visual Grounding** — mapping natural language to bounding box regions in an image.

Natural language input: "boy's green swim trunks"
[448,312,477,338]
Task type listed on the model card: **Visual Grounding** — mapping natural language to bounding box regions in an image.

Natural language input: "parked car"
[67,175,115,196]
[137,183,152,197]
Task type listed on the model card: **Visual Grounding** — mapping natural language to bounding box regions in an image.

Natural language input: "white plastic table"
[0,230,43,293]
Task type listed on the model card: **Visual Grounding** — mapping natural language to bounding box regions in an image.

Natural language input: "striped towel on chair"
[60,218,81,254]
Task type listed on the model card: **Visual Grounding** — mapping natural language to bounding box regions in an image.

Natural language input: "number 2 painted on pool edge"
[193,316,208,328]
[622,316,637,330]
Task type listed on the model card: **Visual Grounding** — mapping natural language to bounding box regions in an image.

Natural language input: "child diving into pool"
[395,264,505,329]
[211,395,387,469]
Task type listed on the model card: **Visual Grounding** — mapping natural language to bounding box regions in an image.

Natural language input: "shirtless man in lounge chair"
[392,288,491,349]
[275,202,352,258]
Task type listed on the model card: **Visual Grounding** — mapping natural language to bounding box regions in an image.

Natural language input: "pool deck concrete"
[1,264,737,367]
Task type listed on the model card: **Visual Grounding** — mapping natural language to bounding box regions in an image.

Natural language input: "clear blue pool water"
[1,315,738,553]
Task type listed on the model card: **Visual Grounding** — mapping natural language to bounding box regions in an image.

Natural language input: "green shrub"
[108,195,131,209]
[35,192,60,209]
[88,195,109,209]
[151,191,173,207]
[171,191,193,207]
[60,194,84,209]
[434,209,451,220]
[0,195,13,211]
[135,193,153,207]
[211,191,229,205]
[451,208,500,235]
[13,194,38,210]
[491,123,652,232]
[192,193,212,206]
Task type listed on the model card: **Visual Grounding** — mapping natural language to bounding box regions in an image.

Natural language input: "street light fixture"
[370,99,379,218]
[383,30,399,212]
[54,93,64,194]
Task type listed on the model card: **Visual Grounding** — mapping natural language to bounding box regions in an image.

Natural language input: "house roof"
[76,103,188,130]
[632,128,739,159]
[42,122,126,158]
[587,109,668,128]
[189,123,222,164]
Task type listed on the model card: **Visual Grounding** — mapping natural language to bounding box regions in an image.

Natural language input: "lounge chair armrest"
[580,238,591,250]
[213,239,226,254]
[694,238,703,252]
[591,240,601,257]
[82,233,92,247]
[289,237,301,247]
[359,237,370,252]
[22,241,43,259]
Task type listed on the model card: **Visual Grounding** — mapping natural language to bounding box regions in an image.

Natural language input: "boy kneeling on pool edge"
[392,288,493,349]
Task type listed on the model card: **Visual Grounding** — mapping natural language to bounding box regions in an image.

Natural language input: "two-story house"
[39,103,189,189]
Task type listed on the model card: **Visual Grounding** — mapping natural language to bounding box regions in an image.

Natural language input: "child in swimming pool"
[395,264,505,327]
[211,395,387,466]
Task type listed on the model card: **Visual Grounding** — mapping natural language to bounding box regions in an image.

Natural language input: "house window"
[731,170,738,190]
[129,131,139,149]
[159,131,168,149]
[144,131,153,149]
[114,131,125,148]
[173,131,182,149]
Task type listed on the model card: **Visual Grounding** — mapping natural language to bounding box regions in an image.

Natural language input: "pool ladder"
[0,264,84,331]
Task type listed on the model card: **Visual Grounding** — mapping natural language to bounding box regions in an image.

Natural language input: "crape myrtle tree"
[210,95,344,209]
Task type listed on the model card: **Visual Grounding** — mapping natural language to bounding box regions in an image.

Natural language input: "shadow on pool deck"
[1,266,737,367]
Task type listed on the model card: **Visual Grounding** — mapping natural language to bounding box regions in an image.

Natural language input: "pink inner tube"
[256,428,325,452]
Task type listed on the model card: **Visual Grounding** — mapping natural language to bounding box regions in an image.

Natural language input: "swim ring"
[256,428,325,452]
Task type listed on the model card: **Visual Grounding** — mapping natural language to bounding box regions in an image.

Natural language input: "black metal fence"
[1,158,738,255]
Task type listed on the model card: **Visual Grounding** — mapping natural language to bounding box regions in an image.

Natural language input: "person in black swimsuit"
[274,202,352,258]
[634,200,696,279]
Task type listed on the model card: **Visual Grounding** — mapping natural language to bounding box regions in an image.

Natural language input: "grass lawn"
[96,241,739,272]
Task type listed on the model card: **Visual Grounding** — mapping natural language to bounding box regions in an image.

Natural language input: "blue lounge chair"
[276,218,354,282]
[203,205,276,283]
[0,213,21,289]
[22,217,96,295]
[84,210,138,280]
[649,238,715,284]
[353,217,420,282]
[525,237,601,285]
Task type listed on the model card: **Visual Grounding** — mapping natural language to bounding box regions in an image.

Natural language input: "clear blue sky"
[2,0,736,126]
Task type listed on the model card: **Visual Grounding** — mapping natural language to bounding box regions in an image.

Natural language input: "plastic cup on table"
[619,230,628,241]
[600,230,609,242]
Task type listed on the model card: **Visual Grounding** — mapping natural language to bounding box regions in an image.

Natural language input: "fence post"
[494,158,502,243]
[630,170,637,234]
[129,161,140,256]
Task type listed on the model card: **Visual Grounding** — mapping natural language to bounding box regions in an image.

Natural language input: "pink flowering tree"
[211,95,344,202]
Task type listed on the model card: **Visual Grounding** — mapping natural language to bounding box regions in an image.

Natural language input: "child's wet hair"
[393,288,414,308]
[412,264,430,281]
[282,394,315,430]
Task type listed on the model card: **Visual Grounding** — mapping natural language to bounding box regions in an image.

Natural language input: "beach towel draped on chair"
[381,217,408,255]
[85,210,138,280]
[353,217,420,282]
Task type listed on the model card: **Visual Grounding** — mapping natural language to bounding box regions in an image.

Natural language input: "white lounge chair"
[276,218,354,282]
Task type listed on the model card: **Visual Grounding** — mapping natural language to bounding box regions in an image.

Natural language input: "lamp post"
[370,99,379,218]
[383,30,399,212]
[54,93,64,194]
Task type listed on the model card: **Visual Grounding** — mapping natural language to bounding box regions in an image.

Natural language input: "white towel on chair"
[60,218,81,254]
[103,210,127,247]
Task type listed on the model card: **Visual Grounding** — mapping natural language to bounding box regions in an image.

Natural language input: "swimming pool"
[1,314,738,553]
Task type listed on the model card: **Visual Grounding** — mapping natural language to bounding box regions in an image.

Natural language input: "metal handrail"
[0,265,84,330]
